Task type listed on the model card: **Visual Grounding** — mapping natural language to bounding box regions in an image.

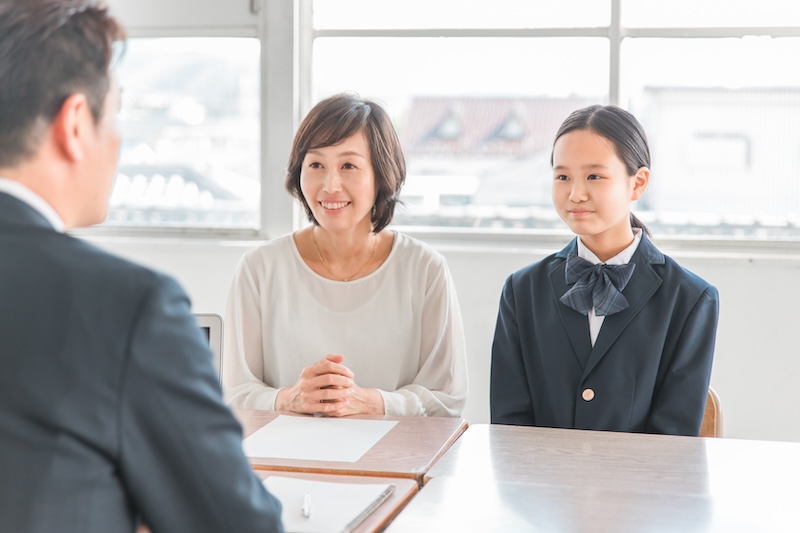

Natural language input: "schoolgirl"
[490,105,719,435]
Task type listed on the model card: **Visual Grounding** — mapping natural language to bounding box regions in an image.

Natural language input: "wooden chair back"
[700,387,722,438]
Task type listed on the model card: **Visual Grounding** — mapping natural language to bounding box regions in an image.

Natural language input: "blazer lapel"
[550,239,593,369]
[582,236,665,378]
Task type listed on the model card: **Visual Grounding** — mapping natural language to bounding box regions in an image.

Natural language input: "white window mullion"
[609,0,622,106]
[260,0,299,238]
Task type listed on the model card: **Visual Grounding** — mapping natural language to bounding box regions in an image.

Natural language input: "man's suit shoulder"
[46,232,182,299]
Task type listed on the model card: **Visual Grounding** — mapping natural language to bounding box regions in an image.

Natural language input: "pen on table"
[302,493,312,518]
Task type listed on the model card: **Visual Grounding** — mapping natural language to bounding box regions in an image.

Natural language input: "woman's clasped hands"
[275,354,385,416]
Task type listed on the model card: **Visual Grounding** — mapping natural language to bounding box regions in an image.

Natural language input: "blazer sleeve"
[378,256,469,417]
[490,274,536,425]
[118,274,283,533]
[647,285,720,436]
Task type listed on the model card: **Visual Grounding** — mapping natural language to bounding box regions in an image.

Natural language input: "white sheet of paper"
[242,415,398,462]
[264,476,395,533]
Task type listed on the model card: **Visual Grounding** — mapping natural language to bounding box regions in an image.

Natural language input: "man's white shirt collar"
[0,177,65,233]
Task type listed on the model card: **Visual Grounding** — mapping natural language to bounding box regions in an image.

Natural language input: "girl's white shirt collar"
[0,177,65,233]
[577,228,643,346]
[577,227,643,265]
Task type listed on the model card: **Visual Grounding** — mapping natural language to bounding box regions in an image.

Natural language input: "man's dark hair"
[0,0,126,167]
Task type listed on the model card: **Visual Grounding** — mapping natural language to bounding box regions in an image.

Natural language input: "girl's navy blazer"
[490,235,719,436]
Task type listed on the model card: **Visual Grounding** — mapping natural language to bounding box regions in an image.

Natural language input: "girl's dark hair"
[285,93,406,233]
[552,104,651,236]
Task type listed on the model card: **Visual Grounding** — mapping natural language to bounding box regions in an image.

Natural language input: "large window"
[103,0,800,240]
[308,0,800,238]
[312,35,607,229]
[113,38,261,229]
[622,37,800,237]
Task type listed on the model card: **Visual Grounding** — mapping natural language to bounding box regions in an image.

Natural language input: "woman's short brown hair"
[285,93,406,233]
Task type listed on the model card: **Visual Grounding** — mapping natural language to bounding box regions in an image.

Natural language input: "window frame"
[82,0,800,255]
[82,0,300,240]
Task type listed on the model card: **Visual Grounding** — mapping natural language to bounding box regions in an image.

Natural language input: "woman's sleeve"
[378,257,468,417]
[222,253,280,409]
[647,285,720,436]
[490,274,536,425]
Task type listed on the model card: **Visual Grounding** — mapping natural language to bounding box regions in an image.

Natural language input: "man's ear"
[631,166,650,201]
[52,93,91,162]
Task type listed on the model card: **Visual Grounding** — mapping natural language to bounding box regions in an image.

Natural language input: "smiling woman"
[222,94,469,419]
[299,130,377,243]
[285,95,404,285]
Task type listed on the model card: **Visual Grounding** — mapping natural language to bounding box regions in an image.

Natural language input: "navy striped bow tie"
[559,255,636,316]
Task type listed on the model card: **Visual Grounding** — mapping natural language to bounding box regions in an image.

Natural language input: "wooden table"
[254,471,418,533]
[235,409,468,487]
[387,424,800,532]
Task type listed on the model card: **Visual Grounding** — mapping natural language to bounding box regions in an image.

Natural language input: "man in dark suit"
[0,1,283,531]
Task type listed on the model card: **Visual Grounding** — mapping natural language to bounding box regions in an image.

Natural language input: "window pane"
[623,0,800,28]
[314,0,610,30]
[622,38,800,237]
[312,37,608,229]
[112,38,260,229]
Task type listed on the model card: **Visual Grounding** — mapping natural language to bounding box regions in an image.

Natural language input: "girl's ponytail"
[630,213,651,237]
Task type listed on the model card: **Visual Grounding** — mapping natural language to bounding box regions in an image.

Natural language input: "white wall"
[87,234,800,443]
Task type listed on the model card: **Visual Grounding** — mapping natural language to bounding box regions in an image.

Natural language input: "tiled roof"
[400,96,597,156]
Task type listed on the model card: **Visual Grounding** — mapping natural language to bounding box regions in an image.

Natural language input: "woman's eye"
[308,162,322,169]
[342,162,356,170]
[587,174,601,180]
[555,174,569,181]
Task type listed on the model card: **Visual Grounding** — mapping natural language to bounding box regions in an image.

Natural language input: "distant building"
[393,90,800,236]
[395,95,597,227]
[108,163,258,228]
[638,86,800,234]
[108,88,800,236]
